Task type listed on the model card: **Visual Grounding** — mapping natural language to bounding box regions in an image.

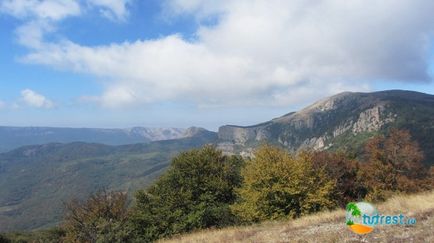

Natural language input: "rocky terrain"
[217,90,434,164]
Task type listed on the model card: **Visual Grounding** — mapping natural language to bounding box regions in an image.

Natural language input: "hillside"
[0,129,217,232]
[1,89,433,233]
[0,126,203,153]
[217,90,434,164]
[162,191,434,243]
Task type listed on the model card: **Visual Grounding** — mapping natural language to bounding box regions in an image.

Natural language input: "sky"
[0,0,434,131]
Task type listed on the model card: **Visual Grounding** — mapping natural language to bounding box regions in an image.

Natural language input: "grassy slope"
[162,191,434,243]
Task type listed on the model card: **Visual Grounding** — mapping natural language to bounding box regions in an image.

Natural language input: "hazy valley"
[0,126,202,153]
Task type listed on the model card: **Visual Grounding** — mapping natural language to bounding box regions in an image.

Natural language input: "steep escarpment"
[217,90,434,163]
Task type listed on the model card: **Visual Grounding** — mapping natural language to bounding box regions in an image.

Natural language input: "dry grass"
[377,191,434,214]
[160,191,434,243]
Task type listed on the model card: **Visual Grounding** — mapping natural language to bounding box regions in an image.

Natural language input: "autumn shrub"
[62,190,131,243]
[232,145,337,223]
[361,129,432,201]
[312,151,368,207]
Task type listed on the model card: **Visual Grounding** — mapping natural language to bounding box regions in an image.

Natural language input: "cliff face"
[218,125,269,145]
[217,90,434,163]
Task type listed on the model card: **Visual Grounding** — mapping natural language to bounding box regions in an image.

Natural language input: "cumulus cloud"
[8,0,434,107]
[1,0,130,48]
[21,89,54,108]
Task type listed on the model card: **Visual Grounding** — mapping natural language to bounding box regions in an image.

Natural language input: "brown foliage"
[312,151,367,207]
[62,190,130,242]
[362,129,431,200]
[311,129,432,204]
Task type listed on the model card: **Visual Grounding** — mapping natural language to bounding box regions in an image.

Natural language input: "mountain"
[0,126,202,153]
[0,129,217,232]
[217,90,434,164]
[2,89,434,232]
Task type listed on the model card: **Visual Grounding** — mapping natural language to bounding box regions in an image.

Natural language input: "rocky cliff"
[217,90,434,163]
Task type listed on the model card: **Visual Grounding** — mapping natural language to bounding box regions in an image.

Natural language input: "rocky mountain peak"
[217,90,434,159]
[183,127,208,137]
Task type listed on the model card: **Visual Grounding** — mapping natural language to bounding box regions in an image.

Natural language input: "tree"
[231,145,336,223]
[130,145,244,242]
[62,190,131,243]
[362,129,430,200]
[312,151,367,207]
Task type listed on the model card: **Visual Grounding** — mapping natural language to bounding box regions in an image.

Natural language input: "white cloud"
[0,100,5,109]
[9,0,434,108]
[161,0,227,20]
[1,0,130,48]
[0,0,81,20]
[0,0,80,49]
[0,0,130,21]
[87,0,130,21]
[20,89,54,108]
[15,20,54,49]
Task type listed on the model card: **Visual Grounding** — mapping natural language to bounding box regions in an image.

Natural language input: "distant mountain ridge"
[0,129,218,232]
[217,90,434,163]
[0,126,206,153]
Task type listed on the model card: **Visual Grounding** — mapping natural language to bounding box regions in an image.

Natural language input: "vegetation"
[232,145,336,222]
[361,129,432,200]
[0,132,217,232]
[0,228,65,243]
[1,129,433,242]
[62,190,131,242]
[162,190,434,243]
[311,151,367,207]
[129,146,244,242]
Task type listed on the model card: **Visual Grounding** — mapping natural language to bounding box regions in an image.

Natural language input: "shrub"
[63,190,131,243]
[312,151,368,207]
[232,145,337,223]
[0,228,65,243]
[130,145,244,242]
[361,129,432,201]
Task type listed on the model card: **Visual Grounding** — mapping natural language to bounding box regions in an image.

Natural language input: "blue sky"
[0,0,433,130]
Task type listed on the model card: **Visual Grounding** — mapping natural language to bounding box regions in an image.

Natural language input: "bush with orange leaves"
[360,129,432,201]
